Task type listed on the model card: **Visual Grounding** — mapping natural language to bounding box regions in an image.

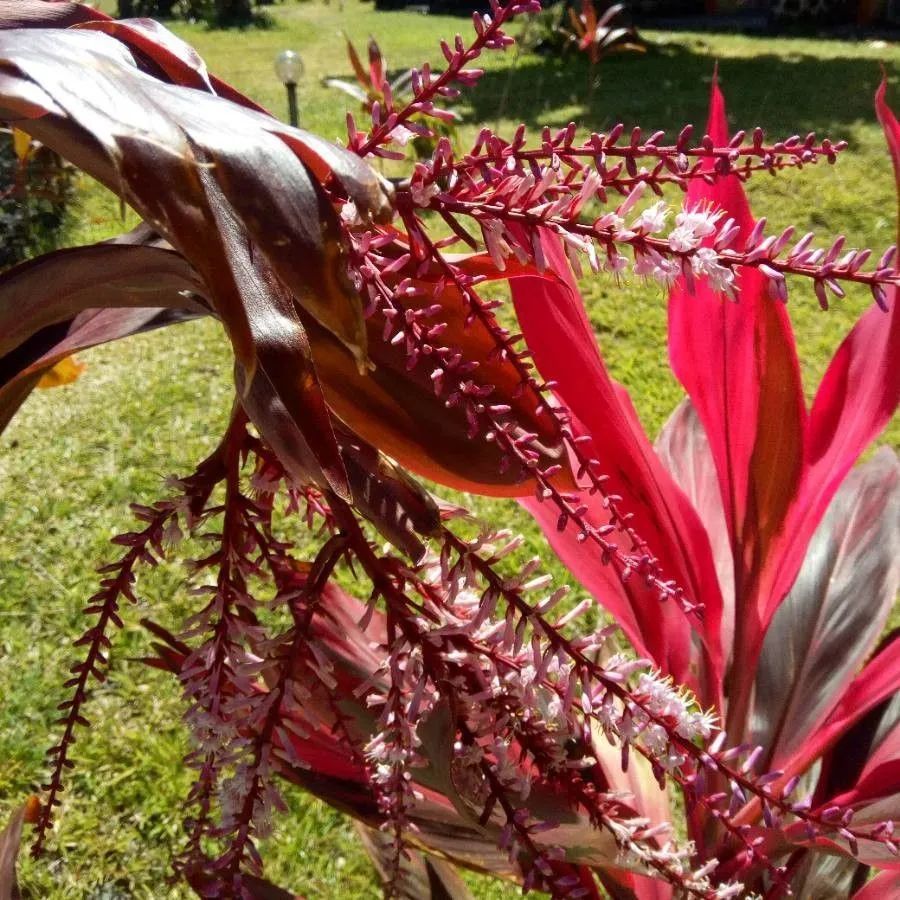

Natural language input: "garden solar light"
[274,49,303,126]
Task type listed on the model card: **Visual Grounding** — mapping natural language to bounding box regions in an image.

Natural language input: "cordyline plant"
[0,1,898,898]
[557,1,645,65]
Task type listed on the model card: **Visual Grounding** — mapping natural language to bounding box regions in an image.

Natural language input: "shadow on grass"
[201,10,280,30]
[464,42,894,142]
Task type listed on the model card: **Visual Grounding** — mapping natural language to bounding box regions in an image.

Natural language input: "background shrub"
[0,128,75,271]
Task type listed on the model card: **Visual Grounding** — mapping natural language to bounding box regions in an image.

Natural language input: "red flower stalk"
[0,1,898,897]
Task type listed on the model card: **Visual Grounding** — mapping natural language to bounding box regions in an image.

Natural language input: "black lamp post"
[274,50,304,127]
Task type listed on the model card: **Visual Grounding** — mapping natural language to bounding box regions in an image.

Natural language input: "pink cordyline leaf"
[345,33,369,88]
[368,36,386,95]
[513,72,900,890]
[793,633,900,787]
[597,869,673,900]
[654,400,735,660]
[811,632,900,813]
[751,798,900,875]
[795,636,900,839]
[666,73,807,701]
[655,413,900,882]
[852,870,900,899]
[845,698,900,792]
[663,73,900,742]
[511,226,724,703]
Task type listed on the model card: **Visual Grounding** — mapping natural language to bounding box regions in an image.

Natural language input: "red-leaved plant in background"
[0,1,898,898]
[323,33,458,161]
[559,1,645,64]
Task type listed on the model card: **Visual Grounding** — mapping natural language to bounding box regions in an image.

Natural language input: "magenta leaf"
[813,632,900,814]
[782,631,900,784]
[597,870,674,900]
[666,75,806,690]
[852,870,900,899]
[512,227,724,700]
[654,398,735,655]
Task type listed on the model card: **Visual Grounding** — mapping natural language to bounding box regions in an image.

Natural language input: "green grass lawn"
[1,2,899,896]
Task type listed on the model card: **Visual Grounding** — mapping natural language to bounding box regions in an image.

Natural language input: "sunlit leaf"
[655,398,735,659]
[36,354,84,388]
[513,227,724,700]
[10,125,28,160]
[667,75,806,687]
[307,244,573,497]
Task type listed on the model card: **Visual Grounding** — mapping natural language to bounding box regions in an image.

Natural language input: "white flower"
[388,123,417,146]
[340,200,361,225]
[595,211,625,232]
[669,205,723,252]
[633,200,669,234]
[606,251,629,277]
[410,180,440,208]
[676,207,722,237]
[669,224,701,253]
[690,246,736,296]
[482,218,511,271]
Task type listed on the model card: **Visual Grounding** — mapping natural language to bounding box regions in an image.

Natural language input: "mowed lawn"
[2,2,899,897]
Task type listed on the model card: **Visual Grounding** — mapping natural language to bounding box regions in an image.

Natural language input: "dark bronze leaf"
[354,821,476,900]
[0,232,207,435]
[0,797,39,900]
[302,248,572,496]
[337,427,441,563]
